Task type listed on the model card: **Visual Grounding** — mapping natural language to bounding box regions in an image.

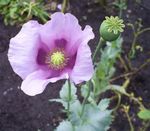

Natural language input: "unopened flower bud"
[100,16,125,41]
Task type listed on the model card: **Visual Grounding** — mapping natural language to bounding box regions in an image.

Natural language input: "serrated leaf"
[56,121,74,131]
[69,100,82,125]
[55,103,112,131]
[60,80,77,103]
[50,99,67,109]
[71,104,112,131]
[76,124,99,131]
[98,99,110,111]
[94,37,123,97]
[82,104,112,131]
[50,81,77,109]
[138,109,150,120]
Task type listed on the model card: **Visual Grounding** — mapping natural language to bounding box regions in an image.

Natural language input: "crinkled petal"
[70,44,94,84]
[39,12,65,49]
[67,25,95,54]
[8,21,41,79]
[70,26,94,84]
[21,70,69,96]
[40,12,82,51]
[21,70,50,96]
[81,25,95,45]
[49,72,69,83]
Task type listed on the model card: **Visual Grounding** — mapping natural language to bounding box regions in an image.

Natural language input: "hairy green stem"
[113,92,121,111]
[67,80,71,118]
[61,0,69,13]
[129,35,137,58]
[120,90,145,109]
[129,27,150,58]
[126,93,145,109]
[92,37,104,62]
[119,55,129,72]
[80,81,91,117]
[124,108,134,131]
[137,27,150,36]
[111,79,145,109]
[27,2,33,18]
[119,0,123,18]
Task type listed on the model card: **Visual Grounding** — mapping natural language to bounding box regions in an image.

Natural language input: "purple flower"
[8,12,94,96]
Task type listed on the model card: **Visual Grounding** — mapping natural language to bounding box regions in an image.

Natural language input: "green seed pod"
[100,16,125,41]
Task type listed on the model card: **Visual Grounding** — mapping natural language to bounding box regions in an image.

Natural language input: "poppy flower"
[8,12,94,96]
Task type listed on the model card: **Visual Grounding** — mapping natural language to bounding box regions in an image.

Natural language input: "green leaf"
[50,80,77,109]
[81,104,112,131]
[50,99,67,109]
[113,1,127,10]
[9,7,18,18]
[0,0,10,6]
[110,84,127,95]
[98,99,110,111]
[93,37,123,97]
[60,80,77,103]
[56,121,74,131]
[70,103,112,131]
[55,102,112,131]
[76,124,99,131]
[0,0,49,25]
[138,109,150,120]
[69,100,82,125]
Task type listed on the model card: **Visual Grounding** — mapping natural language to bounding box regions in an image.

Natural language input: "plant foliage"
[0,0,49,25]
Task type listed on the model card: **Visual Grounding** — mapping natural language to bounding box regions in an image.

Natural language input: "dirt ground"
[0,0,149,131]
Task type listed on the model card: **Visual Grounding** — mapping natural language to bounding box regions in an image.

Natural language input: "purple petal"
[55,38,67,48]
[8,21,42,79]
[81,25,95,45]
[21,69,69,96]
[64,13,83,54]
[40,12,65,49]
[36,47,48,65]
[70,44,94,84]
[70,26,94,84]
[40,12,82,53]
[48,71,69,83]
[21,70,50,96]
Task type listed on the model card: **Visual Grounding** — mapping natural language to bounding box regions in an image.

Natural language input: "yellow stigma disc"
[45,48,69,70]
[50,51,65,66]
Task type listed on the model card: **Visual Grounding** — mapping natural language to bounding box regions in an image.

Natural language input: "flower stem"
[129,27,150,59]
[80,81,91,117]
[61,0,69,13]
[92,37,104,62]
[118,0,123,18]
[129,35,137,59]
[118,55,129,72]
[123,106,134,131]
[137,27,150,36]
[113,92,121,111]
[67,80,71,118]
[126,93,145,109]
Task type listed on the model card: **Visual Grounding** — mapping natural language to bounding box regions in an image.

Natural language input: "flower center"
[51,51,65,66]
[45,48,68,70]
